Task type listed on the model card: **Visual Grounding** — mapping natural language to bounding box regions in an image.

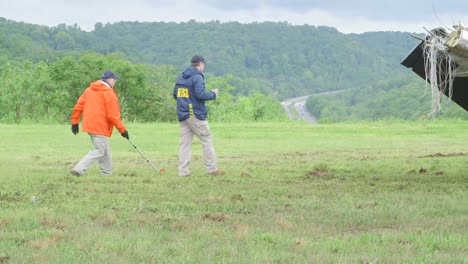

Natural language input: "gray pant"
[73,134,112,175]
[178,117,218,176]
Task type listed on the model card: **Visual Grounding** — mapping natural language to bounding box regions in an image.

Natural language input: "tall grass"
[0,120,467,263]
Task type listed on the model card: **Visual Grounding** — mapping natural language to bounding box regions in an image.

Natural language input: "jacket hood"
[182,66,201,79]
[90,80,113,91]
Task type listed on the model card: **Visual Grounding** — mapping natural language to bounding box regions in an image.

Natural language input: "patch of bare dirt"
[407,168,446,176]
[40,218,66,230]
[230,194,245,202]
[0,256,10,263]
[309,171,327,177]
[202,213,229,222]
[420,152,468,158]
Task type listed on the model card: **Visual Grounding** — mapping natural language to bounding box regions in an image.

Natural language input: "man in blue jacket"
[173,55,225,176]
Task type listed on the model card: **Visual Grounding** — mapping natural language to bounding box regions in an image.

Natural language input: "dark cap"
[101,70,120,80]
[191,55,205,64]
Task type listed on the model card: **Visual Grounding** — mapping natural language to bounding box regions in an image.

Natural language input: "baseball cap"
[101,70,120,80]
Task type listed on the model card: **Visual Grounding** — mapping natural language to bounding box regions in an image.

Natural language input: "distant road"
[282,96,317,123]
[282,90,347,123]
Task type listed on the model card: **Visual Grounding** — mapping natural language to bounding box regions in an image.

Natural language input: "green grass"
[0,120,467,263]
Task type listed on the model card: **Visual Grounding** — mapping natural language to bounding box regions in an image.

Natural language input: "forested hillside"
[90,21,419,98]
[0,17,466,123]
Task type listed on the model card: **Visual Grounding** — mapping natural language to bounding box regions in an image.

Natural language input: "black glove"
[121,130,129,139]
[71,124,79,135]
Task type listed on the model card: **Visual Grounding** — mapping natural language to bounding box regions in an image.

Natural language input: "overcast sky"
[0,0,467,33]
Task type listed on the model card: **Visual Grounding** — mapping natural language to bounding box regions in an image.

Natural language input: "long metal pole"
[128,139,164,174]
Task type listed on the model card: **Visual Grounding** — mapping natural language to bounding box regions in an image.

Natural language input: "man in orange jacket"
[70,70,129,176]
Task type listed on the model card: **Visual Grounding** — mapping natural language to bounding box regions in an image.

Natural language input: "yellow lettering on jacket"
[177,88,189,98]
[189,104,194,116]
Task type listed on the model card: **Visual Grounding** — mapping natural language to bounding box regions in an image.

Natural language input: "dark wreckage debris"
[401,24,468,117]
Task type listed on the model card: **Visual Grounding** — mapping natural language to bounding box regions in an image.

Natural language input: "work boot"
[208,169,225,176]
[70,169,83,177]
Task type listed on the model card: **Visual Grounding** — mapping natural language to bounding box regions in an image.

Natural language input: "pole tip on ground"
[159,169,165,174]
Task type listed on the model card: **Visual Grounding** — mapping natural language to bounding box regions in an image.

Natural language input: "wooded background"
[0,18,466,123]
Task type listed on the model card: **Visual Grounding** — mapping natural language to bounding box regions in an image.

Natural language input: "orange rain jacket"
[70,80,126,137]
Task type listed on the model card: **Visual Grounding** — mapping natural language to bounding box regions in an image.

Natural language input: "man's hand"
[212,89,219,96]
[71,124,79,135]
[121,130,129,140]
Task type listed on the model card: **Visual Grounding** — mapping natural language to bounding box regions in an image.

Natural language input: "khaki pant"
[73,134,112,175]
[178,116,218,176]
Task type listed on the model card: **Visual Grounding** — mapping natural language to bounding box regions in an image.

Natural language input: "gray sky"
[0,0,467,33]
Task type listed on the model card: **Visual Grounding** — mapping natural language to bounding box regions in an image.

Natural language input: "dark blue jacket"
[173,66,216,122]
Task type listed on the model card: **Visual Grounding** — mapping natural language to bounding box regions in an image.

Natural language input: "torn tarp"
[401,25,468,113]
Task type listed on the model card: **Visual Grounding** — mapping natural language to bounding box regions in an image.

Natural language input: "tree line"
[0,17,466,123]
[0,53,286,123]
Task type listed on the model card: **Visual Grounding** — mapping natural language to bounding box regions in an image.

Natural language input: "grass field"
[0,120,467,263]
